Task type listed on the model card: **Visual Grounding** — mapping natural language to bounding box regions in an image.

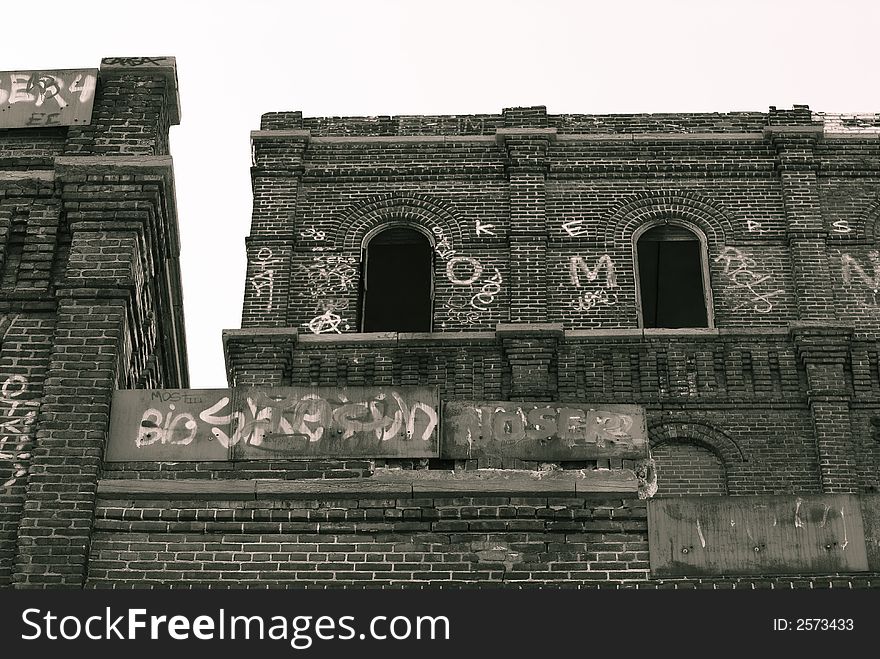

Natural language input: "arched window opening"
[636,223,710,328]
[361,226,433,332]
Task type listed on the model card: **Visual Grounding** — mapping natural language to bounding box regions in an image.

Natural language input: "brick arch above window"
[648,420,747,466]
[337,192,465,252]
[863,199,880,243]
[603,191,734,251]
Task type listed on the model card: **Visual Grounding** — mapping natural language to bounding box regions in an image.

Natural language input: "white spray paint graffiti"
[302,227,326,242]
[714,246,784,313]
[249,247,281,312]
[443,301,482,326]
[569,255,618,312]
[431,228,504,328]
[475,220,496,237]
[833,220,852,234]
[470,269,503,311]
[841,251,880,305]
[446,256,483,286]
[301,227,330,251]
[562,218,588,237]
[135,390,439,450]
[431,226,456,261]
[746,220,766,233]
[0,376,39,490]
[136,404,198,447]
[301,255,357,334]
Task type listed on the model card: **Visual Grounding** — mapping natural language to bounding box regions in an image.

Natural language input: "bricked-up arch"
[649,422,744,497]
[652,442,728,496]
[339,192,465,252]
[648,420,747,465]
[603,192,734,251]
[864,199,880,243]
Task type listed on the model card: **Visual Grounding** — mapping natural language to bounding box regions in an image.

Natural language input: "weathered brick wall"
[87,481,880,589]
[0,56,188,587]
[652,443,727,496]
[89,490,649,587]
[232,106,880,505]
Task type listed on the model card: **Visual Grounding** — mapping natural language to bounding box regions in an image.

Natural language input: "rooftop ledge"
[97,468,638,500]
[223,325,809,350]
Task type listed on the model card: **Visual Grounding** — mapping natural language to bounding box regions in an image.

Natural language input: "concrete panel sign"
[648,495,868,576]
[107,386,440,461]
[442,401,647,460]
[0,69,97,128]
[107,389,231,462]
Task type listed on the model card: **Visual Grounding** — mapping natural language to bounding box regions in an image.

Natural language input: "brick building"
[4,56,880,588]
[0,58,187,587]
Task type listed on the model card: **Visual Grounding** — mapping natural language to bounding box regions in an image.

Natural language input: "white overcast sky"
[3,0,879,387]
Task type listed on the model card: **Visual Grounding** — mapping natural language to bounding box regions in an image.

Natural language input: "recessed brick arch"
[603,192,734,250]
[648,420,747,465]
[338,192,465,251]
[863,199,880,242]
[649,421,745,497]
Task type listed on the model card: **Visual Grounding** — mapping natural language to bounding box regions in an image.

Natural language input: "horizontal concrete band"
[96,469,638,500]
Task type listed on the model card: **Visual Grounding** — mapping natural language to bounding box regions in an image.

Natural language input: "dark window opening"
[361,226,433,332]
[637,224,709,328]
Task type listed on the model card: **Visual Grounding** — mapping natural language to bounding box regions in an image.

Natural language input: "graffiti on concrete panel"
[249,247,281,312]
[101,57,172,67]
[0,69,97,129]
[0,376,39,491]
[714,247,784,313]
[443,401,647,461]
[301,255,357,333]
[841,251,880,306]
[569,254,618,312]
[199,390,438,448]
[109,387,440,460]
[136,404,198,447]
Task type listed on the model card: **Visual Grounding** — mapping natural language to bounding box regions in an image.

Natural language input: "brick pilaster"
[497,110,555,324]
[65,56,180,157]
[791,323,857,493]
[497,323,562,400]
[13,224,133,587]
[223,328,297,387]
[766,118,831,322]
[243,131,308,328]
[13,161,182,587]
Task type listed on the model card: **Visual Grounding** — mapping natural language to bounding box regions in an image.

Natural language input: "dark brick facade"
[229,104,880,496]
[5,57,880,587]
[211,104,880,587]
